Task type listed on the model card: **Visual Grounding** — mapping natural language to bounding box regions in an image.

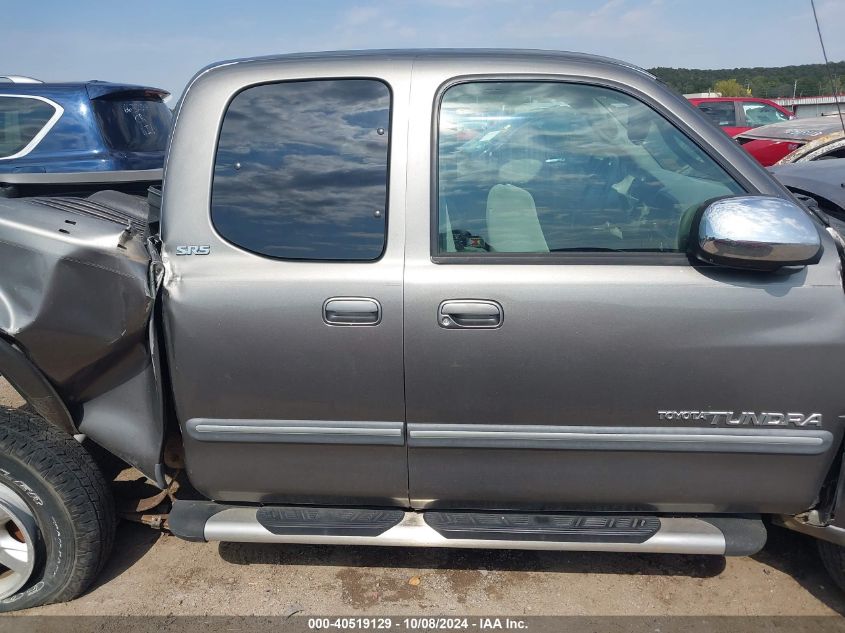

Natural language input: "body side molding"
[186,420,834,454]
[407,423,834,455]
[185,418,405,445]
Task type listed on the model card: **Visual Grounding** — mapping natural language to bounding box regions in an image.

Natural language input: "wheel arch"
[0,334,76,436]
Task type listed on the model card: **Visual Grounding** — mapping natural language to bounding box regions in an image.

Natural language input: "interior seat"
[486,158,548,252]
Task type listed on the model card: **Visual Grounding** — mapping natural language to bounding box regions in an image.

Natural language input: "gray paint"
[163,54,413,504]
[400,53,845,514]
[0,194,164,481]
[0,337,75,434]
[770,160,845,212]
[0,169,162,186]
[160,50,845,512]
[0,50,842,524]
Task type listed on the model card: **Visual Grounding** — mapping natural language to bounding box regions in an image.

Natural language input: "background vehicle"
[736,114,845,166]
[0,50,844,612]
[688,96,794,137]
[771,158,845,221]
[774,128,845,165]
[0,76,170,196]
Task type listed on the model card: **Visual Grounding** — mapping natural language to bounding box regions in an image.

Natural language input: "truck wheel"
[817,539,845,592]
[0,407,115,612]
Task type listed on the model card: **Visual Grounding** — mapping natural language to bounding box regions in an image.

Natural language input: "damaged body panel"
[0,192,164,484]
[2,50,845,591]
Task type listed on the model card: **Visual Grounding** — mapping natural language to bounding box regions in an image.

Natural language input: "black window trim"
[209,76,394,264]
[429,74,755,266]
[735,100,748,128]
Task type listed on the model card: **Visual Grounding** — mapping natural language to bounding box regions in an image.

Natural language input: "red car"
[735,115,845,166]
[687,97,794,137]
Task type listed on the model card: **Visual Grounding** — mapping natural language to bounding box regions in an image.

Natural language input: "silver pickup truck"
[1,50,844,612]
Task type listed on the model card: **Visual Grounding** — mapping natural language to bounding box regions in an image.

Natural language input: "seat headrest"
[498,158,543,184]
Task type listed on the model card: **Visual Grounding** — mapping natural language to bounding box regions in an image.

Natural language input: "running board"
[168,501,766,556]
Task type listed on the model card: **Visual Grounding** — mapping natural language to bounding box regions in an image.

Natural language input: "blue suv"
[0,76,171,175]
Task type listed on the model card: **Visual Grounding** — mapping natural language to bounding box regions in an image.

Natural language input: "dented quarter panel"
[0,196,164,482]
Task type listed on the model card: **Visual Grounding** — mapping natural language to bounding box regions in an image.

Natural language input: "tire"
[817,539,845,592]
[0,406,115,612]
[81,437,128,482]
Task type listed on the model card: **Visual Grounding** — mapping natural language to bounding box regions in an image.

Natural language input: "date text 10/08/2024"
[307,618,529,630]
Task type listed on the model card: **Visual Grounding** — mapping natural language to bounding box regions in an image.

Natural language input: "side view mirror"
[692,196,822,271]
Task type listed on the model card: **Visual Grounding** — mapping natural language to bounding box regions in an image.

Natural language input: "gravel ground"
[1,377,844,617]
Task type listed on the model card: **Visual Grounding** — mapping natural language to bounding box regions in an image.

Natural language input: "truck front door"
[403,66,843,514]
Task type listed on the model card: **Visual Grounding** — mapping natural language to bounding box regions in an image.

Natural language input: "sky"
[4,0,844,100]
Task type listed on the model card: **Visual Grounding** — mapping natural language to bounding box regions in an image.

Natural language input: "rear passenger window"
[437,82,744,255]
[212,79,391,261]
[696,101,737,127]
[0,96,58,158]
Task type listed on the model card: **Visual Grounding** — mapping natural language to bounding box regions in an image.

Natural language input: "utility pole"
[793,79,798,99]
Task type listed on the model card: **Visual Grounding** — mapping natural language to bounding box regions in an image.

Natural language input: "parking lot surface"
[1,379,844,617]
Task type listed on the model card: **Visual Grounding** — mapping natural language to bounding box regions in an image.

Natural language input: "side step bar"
[168,501,766,556]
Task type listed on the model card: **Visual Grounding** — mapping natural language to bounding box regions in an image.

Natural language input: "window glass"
[0,96,56,157]
[212,79,390,261]
[742,102,789,127]
[438,82,744,254]
[811,146,845,161]
[696,101,737,127]
[91,96,172,152]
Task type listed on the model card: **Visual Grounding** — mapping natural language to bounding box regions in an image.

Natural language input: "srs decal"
[175,245,211,256]
[658,411,823,427]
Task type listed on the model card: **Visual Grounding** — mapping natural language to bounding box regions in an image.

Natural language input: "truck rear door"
[162,61,412,506]
[402,60,844,514]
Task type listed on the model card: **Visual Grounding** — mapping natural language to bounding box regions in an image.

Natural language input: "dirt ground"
[2,378,844,617]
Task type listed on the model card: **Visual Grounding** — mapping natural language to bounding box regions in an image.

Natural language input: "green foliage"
[713,79,749,97]
[650,62,845,98]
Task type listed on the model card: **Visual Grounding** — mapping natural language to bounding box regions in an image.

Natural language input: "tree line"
[649,62,845,98]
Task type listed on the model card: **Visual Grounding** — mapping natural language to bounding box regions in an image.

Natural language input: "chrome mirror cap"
[696,196,822,271]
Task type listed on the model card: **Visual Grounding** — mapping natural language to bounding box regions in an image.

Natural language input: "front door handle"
[439,300,502,329]
[324,297,382,326]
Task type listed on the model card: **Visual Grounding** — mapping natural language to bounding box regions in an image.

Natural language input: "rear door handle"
[324,297,382,326]
[438,300,502,329]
